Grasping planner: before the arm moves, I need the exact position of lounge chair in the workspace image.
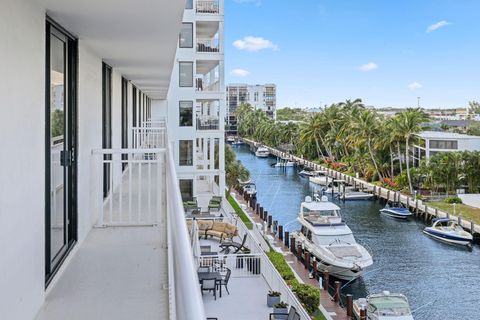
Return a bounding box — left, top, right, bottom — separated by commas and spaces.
219, 234, 249, 254
269, 306, 299, 320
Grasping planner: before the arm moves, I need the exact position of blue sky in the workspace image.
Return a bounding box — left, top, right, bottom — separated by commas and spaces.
225, 0, 480, 109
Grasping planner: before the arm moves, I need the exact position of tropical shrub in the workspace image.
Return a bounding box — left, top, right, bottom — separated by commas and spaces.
291, 282, 321, 314
444, 196, 463, 204
226, 192, 253, 229
266, 251, 295, 281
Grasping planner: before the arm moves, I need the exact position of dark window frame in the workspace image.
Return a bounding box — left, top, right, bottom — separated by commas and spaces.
179, 100, 193, 127
179, 61, 194, 87
179, 22, 194, 48
102, 62, 112, 198
121, 77, 128, 170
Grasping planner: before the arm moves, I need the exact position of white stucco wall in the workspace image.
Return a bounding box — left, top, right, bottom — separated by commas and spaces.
0, 1, 47, 319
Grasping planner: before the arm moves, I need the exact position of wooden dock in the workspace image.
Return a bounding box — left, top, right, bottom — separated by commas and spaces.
244, 139, 480, 237
232, 191, 350, 320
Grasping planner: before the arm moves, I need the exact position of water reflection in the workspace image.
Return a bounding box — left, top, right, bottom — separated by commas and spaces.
234, 144, 480, 320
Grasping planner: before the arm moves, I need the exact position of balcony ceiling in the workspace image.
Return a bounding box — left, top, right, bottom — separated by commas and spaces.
36, 0, 184, 99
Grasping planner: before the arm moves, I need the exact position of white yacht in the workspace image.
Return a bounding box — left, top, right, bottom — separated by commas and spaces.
255, 146, 270, 158
308, 170, 330, 185
273, 159, 295, 167
292, 195, 373, 280
243, 182, 257, 197
353, 291, 414, 320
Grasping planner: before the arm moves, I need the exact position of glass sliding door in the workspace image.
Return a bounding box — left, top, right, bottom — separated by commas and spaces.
102, 63, 112, 198
45, 19, 77, 284
121, 78, 128, 170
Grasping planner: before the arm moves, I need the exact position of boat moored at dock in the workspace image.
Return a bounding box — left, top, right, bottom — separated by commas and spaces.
380, 204, 413, 220
243, 181, 257, 197
336, 188, 374, 200
353, 291, 414, 320
308, 170, 330, 185
292, 195, 373, 280
255, 146, 270, 158
423, 218, 473, 247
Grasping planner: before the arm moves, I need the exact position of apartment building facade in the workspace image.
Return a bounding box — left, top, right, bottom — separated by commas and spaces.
0, 0, 224, 319
226, 83, 276, 134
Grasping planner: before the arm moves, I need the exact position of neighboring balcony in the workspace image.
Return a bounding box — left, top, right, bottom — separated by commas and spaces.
197, 115, 220, 130
197, 39, 219, 53
196, 0, 220, 14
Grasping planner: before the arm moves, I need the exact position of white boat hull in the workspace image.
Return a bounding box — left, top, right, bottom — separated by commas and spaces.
380, 208, 412, 219
339, 193, 374, 200
292, 232, 372, 281
309, 176, 329, 185
423, 228, 472, 246
274, 162, 295, 167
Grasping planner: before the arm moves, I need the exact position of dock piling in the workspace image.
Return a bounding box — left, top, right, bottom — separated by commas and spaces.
334, 281, 341, 303
346, 294, 353, 317
278, 225, 283, 241
284, 231, 289, 247
290, 237, 295, 254
323, 271, 329, 291
360, 307, 367, 320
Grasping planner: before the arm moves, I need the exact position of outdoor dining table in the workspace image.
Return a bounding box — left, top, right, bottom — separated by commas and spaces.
197, 271, 223, 297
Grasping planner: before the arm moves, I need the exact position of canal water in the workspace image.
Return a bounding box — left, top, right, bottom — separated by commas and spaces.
234, 144, 480, 320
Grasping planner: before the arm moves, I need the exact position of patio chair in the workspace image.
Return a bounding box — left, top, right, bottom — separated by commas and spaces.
219, 234, 249, 254
201, 278, 217, 300
218, 267, 231, 295
269, 306, 297, 320
208, 200, 221, 211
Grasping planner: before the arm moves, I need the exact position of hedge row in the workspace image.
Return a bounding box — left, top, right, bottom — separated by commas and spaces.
226, 192, 254, 229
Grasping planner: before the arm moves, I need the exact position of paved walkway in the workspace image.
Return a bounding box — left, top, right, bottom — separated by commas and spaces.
232, 192, 349, 320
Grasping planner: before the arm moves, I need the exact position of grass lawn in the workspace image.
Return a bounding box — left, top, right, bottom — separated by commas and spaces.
426, 201, 480, 225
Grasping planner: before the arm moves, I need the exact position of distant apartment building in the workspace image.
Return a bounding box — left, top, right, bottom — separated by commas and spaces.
411, 131, 480, 166
226, 83, 276, 134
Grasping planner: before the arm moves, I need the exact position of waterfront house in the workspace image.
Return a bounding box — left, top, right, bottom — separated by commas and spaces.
411, 131, 480, 166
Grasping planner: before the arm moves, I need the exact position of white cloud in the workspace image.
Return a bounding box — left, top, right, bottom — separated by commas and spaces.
233, 36, 278, 52
233, 0, 262, 6
358, 62, 378, 72
408, 82, 422, 90
426, 20, 451, 33
230, 69, 250, 77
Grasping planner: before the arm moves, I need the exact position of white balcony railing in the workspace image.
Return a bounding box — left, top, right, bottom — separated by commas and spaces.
197, 39, 219, 53
196, 0, 219, 14
166, 142, 206, 320
196, 115, 219, 130
92, 148, 166, 227
131, 126, 166, 149
196, 78, 220, 92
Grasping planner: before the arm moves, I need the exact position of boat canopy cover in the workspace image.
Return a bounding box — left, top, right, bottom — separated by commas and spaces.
302, 201, 340, 212
369, 295, 411, 313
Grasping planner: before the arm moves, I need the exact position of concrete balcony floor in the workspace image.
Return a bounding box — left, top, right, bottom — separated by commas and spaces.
36, 226, 168, 320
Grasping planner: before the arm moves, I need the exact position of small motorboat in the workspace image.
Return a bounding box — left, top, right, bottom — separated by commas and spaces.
226, 136, 235, 144
353, 291, 414, 320
273, 159, 295, 167
308, 170, 330, 185
423, 218, 473, 246
232, 139, 244, 146
299, 168, 316, 178
336, 189, 374, 200
243, 182, 257, 197
380, 204, 412, 220
255, 146, 270, 158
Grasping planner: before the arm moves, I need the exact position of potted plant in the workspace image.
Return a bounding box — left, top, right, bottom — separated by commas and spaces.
273, 301, 289, 319
267, 290, 281, 307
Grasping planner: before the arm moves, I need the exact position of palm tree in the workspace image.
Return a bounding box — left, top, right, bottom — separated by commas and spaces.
395, 108, 428, 194
226, 160, 250, 193
352, 109, 384, 181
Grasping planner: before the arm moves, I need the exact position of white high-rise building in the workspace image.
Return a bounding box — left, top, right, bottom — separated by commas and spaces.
226, 83, 276, 134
